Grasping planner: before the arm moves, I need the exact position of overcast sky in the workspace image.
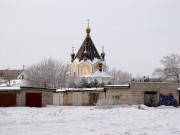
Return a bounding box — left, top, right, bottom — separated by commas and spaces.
0, 0, 180, 77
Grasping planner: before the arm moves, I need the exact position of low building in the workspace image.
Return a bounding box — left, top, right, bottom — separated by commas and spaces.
53, 83, 180, 107
104, 84, 131, 105
53, 85, 130, 106
55, 88, 105, 106
1, 82, 180, 107
0, 86, 55, 107
53, 90, 64, 106
130, 82, 180, 107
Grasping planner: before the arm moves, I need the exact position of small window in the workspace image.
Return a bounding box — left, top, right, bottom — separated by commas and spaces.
73, 67, 76, 77
83, 67, 88, 76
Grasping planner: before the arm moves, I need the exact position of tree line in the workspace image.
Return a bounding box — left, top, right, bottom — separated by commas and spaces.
1, 54, 180, 88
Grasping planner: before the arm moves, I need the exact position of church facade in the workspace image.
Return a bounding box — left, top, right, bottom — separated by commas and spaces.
70, 23, 105, 77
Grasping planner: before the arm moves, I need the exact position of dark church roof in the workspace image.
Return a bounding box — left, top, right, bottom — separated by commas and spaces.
74, 33, 101, 62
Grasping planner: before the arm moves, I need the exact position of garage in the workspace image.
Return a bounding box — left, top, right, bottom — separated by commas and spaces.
72, 92, 82, 106
89, 93, 99, 105
53, 92, 64, 105
26, 93, 42, 107
144, 92, 157, 107
0, 93, 17, 107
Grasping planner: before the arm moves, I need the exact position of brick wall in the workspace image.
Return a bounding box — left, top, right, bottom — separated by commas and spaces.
57, 83, 180, 106
42, 91, 53, 107
82, 92, 89, 105
17, 89, 53, 107
64, 92, 73, 105
130, 82, 180, 105
63, 91, 105, 106
105, 88, 131, 105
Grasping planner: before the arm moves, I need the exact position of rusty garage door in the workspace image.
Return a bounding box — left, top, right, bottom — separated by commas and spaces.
0, 93, 16, 107
26, 93, 42, 107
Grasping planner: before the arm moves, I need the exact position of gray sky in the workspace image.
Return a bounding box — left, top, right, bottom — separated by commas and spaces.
0, 0, 180, 77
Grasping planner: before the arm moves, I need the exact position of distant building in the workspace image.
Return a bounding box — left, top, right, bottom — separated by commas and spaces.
0, 69, 24, 80
53, 82, 180, 107
0, 86, 55, 107
0, 66, 27, 87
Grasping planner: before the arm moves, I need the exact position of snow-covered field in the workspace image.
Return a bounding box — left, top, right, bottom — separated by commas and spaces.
0, 105, 180, 135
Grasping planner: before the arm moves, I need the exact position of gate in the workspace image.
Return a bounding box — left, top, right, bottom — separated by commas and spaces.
89, 93, 99, 105
26, 93, 42, 107
144, 92, 157, 107
53, 93, 63, 105
72, 92, 82, 106
0, 93, 16, 107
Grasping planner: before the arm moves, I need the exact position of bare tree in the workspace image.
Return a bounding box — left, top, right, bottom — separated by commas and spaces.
4, 69, 14, 86
109, 68, 132, 84
26, 58, 70, 88
153, 54, 180, 83
0, 77, 2, 84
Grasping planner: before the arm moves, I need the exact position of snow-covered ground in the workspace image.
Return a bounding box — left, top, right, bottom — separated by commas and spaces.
0, 105, 180, 135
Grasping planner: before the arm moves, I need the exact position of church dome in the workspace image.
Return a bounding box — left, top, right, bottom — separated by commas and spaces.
86, 26, 91, 34
86, 20, 91, 35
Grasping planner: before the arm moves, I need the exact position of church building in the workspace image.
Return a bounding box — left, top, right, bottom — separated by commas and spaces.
70, 22, 106, 77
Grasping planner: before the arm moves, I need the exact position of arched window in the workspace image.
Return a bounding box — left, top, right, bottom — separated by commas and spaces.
83, 67, 88, 76
73, 67, 76, 77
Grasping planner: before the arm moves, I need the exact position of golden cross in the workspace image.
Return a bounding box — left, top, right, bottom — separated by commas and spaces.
87, 19, 90, 27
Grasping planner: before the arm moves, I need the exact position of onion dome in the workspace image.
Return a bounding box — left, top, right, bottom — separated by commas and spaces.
98, 59, 103, 72
86, 19, 91, 36
101, 46, 105, 61
71, 46, 75, 62
74, 21, 100, 62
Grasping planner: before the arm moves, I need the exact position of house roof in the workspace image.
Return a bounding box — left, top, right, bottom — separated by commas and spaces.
0, 70, 23, 79
74, 29, 101, 62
